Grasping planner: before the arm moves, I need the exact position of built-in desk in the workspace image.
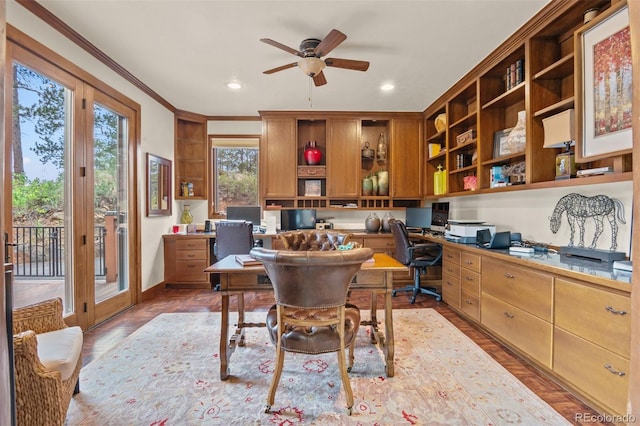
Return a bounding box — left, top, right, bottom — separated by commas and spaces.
411, 233, 632, 419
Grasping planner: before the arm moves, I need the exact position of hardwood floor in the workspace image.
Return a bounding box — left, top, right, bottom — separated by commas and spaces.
81, 287, 610, 425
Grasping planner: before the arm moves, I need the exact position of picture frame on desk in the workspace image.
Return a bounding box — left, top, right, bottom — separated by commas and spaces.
492, 128, 513, 159
575, 2, 632, 162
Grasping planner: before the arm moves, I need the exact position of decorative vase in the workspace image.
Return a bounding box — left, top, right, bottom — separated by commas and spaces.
377, 170, 389, 196
434, 113, 447, 133
370, 174, 378, 195
434, 165, 446, 195
181, 204, 193, 225
504, 111, 526, 155
303, 141, 322, 165
381, 212, 395, 232
361, 141, 375, 159
376, 132, 387, 161
362, 177, 373, 196
365, 213, 381, 233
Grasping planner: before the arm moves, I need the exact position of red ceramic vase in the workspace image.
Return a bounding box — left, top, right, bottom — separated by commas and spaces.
304, 141, 322, 165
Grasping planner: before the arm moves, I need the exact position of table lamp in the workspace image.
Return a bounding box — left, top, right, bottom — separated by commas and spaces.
542, 109, 576, 180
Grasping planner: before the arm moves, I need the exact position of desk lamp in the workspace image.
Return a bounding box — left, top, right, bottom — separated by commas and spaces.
542, 109, 576, 180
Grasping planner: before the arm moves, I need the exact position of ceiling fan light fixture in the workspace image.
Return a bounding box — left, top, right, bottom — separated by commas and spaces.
298, 57, 325, 77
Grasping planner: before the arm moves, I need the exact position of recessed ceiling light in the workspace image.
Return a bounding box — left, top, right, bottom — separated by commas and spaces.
226, 82, 242, 90
380, 83, 395, 91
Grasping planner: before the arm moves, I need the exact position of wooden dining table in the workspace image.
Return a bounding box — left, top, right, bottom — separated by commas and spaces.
204, 252, 408, 380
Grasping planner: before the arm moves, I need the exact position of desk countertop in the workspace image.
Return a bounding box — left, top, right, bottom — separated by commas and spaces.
411, 233, 632, 290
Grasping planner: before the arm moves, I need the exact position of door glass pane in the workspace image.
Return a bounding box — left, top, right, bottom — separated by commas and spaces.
94, 103, 128, 303
10, 63, 74, 313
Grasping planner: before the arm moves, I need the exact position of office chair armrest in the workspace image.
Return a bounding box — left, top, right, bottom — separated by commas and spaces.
408, 244, 442, 261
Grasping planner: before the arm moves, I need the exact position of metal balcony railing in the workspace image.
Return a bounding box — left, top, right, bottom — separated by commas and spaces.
11, 226, 107, 277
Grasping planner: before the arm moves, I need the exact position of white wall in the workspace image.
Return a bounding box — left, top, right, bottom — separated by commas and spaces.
7, 1, 175, 291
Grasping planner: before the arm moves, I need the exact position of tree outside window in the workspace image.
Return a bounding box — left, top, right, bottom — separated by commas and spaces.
212, 139, 259, 214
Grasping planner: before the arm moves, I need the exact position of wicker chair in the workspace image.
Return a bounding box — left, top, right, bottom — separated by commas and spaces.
13, 298, 83, 426
251, 235, 373, 415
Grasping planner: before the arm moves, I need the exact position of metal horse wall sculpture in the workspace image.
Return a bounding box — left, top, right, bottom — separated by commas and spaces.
549, 193, 626, 250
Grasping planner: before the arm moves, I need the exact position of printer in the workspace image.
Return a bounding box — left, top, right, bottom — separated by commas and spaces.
445, 222, 495, 244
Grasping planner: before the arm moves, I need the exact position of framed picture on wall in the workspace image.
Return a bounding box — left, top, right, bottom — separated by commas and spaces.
575, 2, 632, 162
304, 180, 322, 197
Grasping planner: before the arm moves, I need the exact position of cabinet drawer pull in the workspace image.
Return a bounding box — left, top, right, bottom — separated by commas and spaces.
605, 306, 627, 315
504, 273, 515, 279
307, 169, 317, 175
446, 281, 453, 286
446, 268, 454, 273
465, 276, 474, 281
604, 364, 626, 376
503, 312, 514, 319
465, 300, 474, 305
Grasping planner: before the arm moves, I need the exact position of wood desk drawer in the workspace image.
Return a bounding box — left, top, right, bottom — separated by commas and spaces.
554, 327, 629, 416
482, 258, 553, 321
364, 237, 395, 251
175, 239, 207, 251
555, 278, 631, 359
443, 247, 460, 265
442, 273, 460, 308
460, 252, 481, 273
297, 165, 326, 177
460, 289, 479, 321
175, 259, 209, 282
460, 269, 480, 296
442, 261, 460, 278
175, 249, 207, 261
481, 293, 552, 367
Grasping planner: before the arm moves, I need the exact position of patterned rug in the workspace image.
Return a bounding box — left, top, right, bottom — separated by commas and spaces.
66, 309, 570, 425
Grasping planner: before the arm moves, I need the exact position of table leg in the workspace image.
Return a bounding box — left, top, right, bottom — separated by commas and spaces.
369, 292, 378, 344
237, 292, 246, 347
220, 293, 230, 380
383, 271, 395, 377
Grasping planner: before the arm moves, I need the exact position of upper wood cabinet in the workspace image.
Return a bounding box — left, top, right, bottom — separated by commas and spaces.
260, 117, 296, 200
391, 117, 423, 198
423, 0, 631, 198
259, 111, 422, 211
327, 118, 360, 198
175, 111, 207, 200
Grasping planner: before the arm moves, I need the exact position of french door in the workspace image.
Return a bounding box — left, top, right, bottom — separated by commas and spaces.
5, 42, 138, 329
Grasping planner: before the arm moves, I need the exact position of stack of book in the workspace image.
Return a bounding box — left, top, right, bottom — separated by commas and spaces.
235, 254, 261, 266
576, 166, 613, 177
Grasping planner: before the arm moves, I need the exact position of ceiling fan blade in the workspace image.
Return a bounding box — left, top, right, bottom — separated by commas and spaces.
314, 29, 347, 57
325, 58, 370, 72
313, 71, 327, 87
260, 38, 302, 57
263, 62, 298, 74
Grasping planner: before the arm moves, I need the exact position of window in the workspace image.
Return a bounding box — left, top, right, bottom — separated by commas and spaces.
211, 137, 259, 215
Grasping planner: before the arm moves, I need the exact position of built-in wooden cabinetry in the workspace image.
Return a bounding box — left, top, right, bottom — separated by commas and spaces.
259, 111, 423, 211
424, 0, 631, 197
163, 235, 212, 288
175, 111, 208, 200
428, 237, 632, 418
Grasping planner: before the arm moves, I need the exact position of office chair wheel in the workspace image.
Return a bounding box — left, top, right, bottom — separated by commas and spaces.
392, 290, 398, 297
435, 295, 442, 302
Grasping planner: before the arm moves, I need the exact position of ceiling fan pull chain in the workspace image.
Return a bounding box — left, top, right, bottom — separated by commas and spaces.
308, 77, 313, 108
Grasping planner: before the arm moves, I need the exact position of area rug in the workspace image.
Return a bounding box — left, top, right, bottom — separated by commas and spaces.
66, 309, 570, 425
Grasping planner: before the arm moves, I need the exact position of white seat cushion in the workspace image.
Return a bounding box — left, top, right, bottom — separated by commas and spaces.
36, 326, 83, 381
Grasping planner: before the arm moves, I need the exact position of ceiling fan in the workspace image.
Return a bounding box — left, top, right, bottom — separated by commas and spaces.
261, 29, 370, 87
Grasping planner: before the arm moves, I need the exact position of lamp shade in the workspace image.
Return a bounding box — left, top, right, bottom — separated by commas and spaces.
298, 57, 325, 77
542, 109, 575, 148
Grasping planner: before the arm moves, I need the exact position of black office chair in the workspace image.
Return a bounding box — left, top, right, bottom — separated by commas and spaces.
213, 220, 255, 260
389, 219, 442, 303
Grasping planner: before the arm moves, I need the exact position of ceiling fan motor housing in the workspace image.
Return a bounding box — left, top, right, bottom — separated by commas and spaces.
300, 38, 321, 57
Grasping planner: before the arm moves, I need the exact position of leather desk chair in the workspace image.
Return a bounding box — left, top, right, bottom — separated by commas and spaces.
389, 219, 442, 303
250, 232, 373, 415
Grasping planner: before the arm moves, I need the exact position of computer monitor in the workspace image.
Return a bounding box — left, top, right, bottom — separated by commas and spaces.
405, 207, 432, 231
430, 202, 450, 233
226, 206, 261, 226
280, 209, 317, 231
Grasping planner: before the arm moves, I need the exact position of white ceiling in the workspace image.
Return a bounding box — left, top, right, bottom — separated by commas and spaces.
35, 0, 550, 117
